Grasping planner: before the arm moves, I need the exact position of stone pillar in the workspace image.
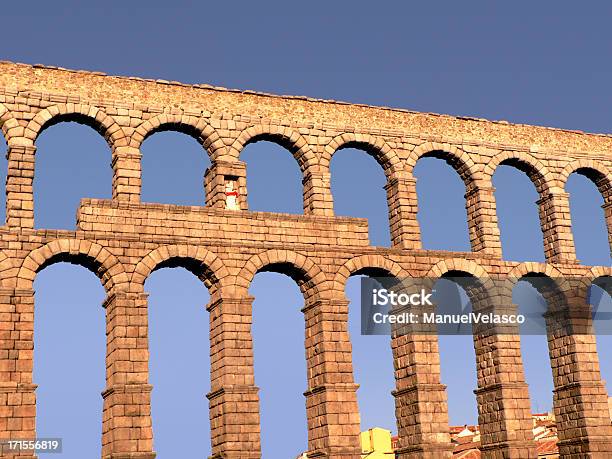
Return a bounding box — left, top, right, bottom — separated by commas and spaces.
112, 146, 142, 203
6, 145, 35, 229
207, 295, 260, 459
0, 288, 37, 459
545, 286, 612, 458
465, 185, 503, 257
204, 161, 248, 210
602, 201, 612, 255
391, 303, 454, 459
537, 192, 577, 263
302, 298, 361, 459
471, 289, 537, 458
384, 176, 421, 250
102, 292, 154, 459
303, 168, 334, 217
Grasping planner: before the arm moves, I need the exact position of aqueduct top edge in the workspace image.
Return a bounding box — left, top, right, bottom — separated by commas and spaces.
1, 60, 612, 157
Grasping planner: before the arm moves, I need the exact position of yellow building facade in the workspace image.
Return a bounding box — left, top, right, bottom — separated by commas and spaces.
360, 428, 395, 458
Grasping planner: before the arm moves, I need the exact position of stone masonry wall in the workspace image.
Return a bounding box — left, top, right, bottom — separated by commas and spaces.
0, 61, 610, 459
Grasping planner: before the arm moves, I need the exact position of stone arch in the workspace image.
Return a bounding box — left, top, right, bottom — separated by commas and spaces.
589, 265, 612, 281
425, 258, 490, 278
332, 254, 406, 293
507, 262, 570, 313
131, 245, 229, 294
131, 113, 223, 159
589, 267, 612, 317
484, 150, 555, 194
407, 142, 480, 187
230, 124, 317, 173
560, 159, 612, 199
22, 104, 127, 149
507, 261, 563, 280
236, 249, 327, 300
322, 133, 401, 178
425, 259, 499, 310
0, 103, 20, 146
16, 239, 129, 293
588, 266, 612, 301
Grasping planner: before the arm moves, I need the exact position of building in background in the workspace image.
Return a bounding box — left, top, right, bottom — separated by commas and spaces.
360, 427, 395, 458
300, 397, 612, 458
360, 410, 566, 459
448, 413, 559, 458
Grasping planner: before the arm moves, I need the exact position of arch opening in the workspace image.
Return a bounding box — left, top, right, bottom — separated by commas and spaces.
345, 269, 396, 434
513, 276, 555, 415
495, 158, 548, 193
493, 164, 545, 261
414, 150, 475, 186
145, 264, 212, 458
569, 166, 610, 188
331, 148, 391, 247
566, 171, 611, 265
34, 262, 106, 458
151, 256, 219, 287
435, 273, 479, 427
18, 241, 126, 294
250, 270, 308, 458
141, 122, 211, 151
258, 261, 313, 288
141, 131, 211, 206
240, 140, 303, 214
414, 157, 471, 251
330, 141, 396, 178
590, 276, 612, 404
238, 133, 310, 172
35, 112, 116, 148
34, 122, 111, 229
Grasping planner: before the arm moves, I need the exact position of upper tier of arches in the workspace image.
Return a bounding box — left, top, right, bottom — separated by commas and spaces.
0, 102, 610, 265
0, 103, 609, 193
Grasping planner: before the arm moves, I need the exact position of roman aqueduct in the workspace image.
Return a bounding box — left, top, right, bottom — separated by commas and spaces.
0, 61, 611, 458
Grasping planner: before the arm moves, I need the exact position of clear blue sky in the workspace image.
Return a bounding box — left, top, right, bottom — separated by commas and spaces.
1, 2, 611, 458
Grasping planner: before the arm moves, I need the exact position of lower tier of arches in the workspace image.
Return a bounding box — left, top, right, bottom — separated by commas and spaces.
0, 231, 610, 459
